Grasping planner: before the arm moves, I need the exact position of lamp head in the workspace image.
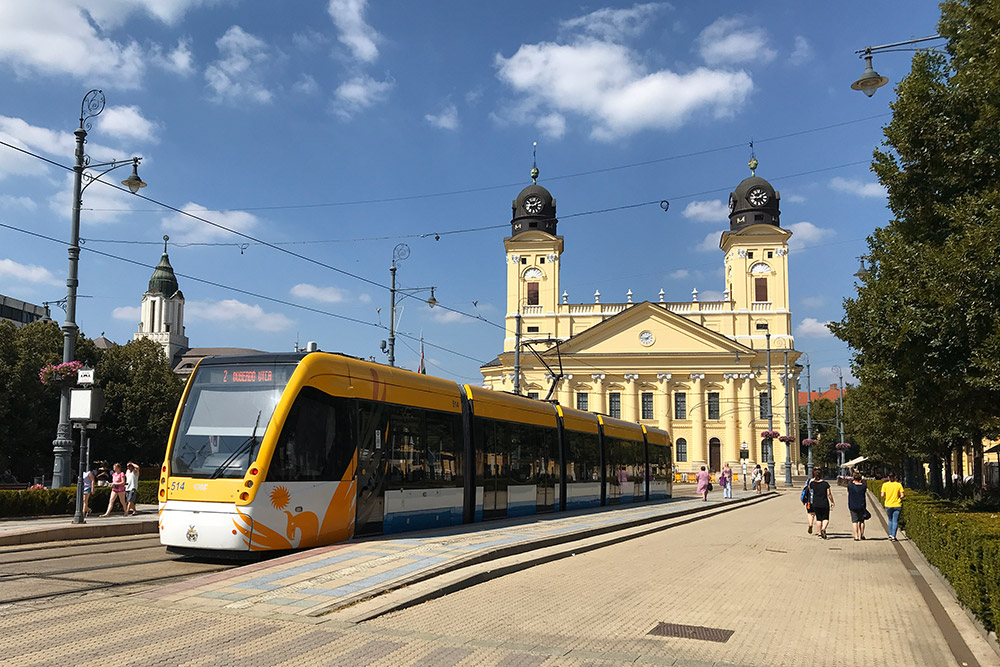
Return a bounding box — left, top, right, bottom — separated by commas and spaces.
851, 51, 889, 97
121, 158, 147, 194
853, 257, 870, 280
426, 287, 437, 308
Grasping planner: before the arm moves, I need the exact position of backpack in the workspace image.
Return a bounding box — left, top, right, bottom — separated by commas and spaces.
800, 483, 811, 504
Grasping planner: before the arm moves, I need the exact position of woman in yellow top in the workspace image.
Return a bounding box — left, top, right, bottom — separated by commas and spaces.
881, 472, 905, 541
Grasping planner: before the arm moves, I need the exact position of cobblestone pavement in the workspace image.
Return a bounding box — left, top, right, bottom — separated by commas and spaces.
0, 486, 995, 666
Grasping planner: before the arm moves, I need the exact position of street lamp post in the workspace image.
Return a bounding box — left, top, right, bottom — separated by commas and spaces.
51, 90, 146, 488
782, 349, 793, 487
804, 354, 814, 479
385, 243, 436, 368
832, 365, 846, 476
756, 321, 775, 489
851, 35, 944, 97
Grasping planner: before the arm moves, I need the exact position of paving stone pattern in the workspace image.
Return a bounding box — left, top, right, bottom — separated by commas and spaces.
0, 487, 986, 666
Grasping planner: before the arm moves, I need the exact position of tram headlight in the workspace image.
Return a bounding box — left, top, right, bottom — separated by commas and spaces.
244, 480, 253, 488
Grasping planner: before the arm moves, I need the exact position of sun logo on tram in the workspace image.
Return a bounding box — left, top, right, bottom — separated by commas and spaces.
269, 485, 291, 510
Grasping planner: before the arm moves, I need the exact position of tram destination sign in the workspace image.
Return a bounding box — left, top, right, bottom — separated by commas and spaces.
201, 364, 294, 386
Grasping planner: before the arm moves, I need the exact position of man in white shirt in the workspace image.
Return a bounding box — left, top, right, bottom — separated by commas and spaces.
125, 462, 139, 515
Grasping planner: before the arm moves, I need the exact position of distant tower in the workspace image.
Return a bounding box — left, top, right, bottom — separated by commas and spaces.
134, 235, 188, 365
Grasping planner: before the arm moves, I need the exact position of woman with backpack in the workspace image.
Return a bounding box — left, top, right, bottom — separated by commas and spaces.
802, 477, 817, 534
807, 467, 835, 539
847, 470, 869, 541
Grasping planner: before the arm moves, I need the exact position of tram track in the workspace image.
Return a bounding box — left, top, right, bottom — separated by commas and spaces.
0, 567, 232, 605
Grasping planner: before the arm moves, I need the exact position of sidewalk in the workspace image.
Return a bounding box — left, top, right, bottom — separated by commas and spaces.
0, 503, 159, 546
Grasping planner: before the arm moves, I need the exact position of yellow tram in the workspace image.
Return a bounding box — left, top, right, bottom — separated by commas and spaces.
158, 352, 671, 553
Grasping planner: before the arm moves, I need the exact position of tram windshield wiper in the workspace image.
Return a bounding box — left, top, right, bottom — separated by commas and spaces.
209, 410, 262, 479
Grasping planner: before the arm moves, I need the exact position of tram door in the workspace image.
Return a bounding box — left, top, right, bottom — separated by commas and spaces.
355, 400, 388, 536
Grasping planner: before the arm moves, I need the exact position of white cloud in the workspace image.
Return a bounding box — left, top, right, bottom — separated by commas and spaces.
293, 74, 319, 96
290, 283, 349, 303
328, 0, 381, 63
559, 3, 666, 42
0, 194, 36, 210
696, 17, 776, 66
797, 317, 834, 338
695, 230, 723, 252
205, 26, 273, 104
786, 221, 835, 251
789, 36, 812, 66
495, 40, 753, 141
431, 309, 476, 325
536, 113, 567, 139
669, 269, 689, 280
800, 295, 824, 308
682, 199, 728, 223
49, 172, 135, 224
425, 104, 459, 130
332, 75, 394, 119
830, 176, 887, 199
698, 289, 725, 301
152, 38, 194, 75
96, 106, 158, 143
186, 299, 293, 332
783, 193, 807, 204
112, 305, 140, 321
293, 29, 328, 53
0, 258, 61, 285
160, 203, 261, 242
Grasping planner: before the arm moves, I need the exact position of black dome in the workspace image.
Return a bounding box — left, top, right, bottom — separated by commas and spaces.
148, 252, 180, 296
729, 175, 780, 231
511, 183, 557, 237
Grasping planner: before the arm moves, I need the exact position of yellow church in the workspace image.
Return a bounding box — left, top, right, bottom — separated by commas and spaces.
481, 160, 802, 481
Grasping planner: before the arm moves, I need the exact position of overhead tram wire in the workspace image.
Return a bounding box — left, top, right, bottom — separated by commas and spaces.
0, 221, 490, 368
74, 111, 891, 216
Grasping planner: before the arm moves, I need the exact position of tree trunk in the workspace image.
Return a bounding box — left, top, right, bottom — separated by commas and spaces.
928, 454, 943, 495
972, 429, 984, 495
944, 450, 954, 498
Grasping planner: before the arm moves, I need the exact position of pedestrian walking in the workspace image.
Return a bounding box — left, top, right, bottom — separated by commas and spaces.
881, 472, 905, 541
847, 470, 870, 541
81, 468, 96, 517
101, 463, 127, 516
762, 466, 772, 491
721, 463, 734, 499
696, 466, 711, 501
802, 477, 817, 534
125, 462, 139, 515
752, 464, 762, 494
808, 468, 834, 539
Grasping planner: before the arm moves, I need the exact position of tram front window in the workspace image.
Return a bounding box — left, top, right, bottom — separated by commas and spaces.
169, 362, 294, 478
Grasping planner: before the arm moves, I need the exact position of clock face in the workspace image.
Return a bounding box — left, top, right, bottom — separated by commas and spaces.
728, 194, 736, 213
639, 330, 654, 346
524, 195, 544, 215
747, 187, 769, 207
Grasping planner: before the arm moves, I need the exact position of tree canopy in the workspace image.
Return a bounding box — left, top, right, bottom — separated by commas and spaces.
830, 0, 1000, 485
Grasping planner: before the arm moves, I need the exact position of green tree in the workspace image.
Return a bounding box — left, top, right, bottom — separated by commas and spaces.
94, 338, 184, 467
831, 0, 1000, 488
0, 320, 99, 483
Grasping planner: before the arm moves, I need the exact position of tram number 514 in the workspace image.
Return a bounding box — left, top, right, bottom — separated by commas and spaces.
169, 481, 185, 491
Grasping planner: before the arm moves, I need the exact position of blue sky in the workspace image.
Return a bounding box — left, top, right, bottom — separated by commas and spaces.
0, 1, 942, 388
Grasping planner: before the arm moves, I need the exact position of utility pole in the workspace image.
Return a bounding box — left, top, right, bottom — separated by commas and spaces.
783, 349, 792, 487
513, 312, 522, 395
805, 356, 814, 479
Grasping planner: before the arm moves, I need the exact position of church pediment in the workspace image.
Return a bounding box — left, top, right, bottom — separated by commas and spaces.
548, 301, 752, 358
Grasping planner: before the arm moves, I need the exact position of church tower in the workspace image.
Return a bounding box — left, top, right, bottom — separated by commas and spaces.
134, 235, 188, 366
720, 158, 793, 341
504, 164, 563, 352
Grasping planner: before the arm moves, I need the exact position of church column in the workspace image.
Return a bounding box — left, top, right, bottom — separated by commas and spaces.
558, 374, 573, 409
657, 374, 672, 434
623, 374, 639, 421
690, 373, 707, 469
590, 374, 605, 414
724, 374, 740, 465
740, 373, 757, 465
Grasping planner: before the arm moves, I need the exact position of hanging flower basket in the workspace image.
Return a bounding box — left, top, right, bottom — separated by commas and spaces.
835, 442, 851, 451
760, 430, 780, 439
778, 435, 796, 443
38, 361, 83, 387
802, 438, 819, 447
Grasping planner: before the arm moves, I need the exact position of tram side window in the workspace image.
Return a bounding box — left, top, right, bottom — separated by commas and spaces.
384, 405, 463, 489
267, 388, 354, 482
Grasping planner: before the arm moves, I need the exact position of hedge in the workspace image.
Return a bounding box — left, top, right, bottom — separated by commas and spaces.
868, 480, 1000, 632
0, 480, 159, 518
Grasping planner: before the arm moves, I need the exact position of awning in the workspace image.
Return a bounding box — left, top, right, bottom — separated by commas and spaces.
985, 443, 1000, 454
843, 456, 868, 468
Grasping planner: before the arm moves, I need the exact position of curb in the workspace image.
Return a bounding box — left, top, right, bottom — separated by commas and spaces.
0, 517, 158, 546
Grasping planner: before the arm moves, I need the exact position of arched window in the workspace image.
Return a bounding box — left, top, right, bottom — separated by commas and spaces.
676, 438, 687, 462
